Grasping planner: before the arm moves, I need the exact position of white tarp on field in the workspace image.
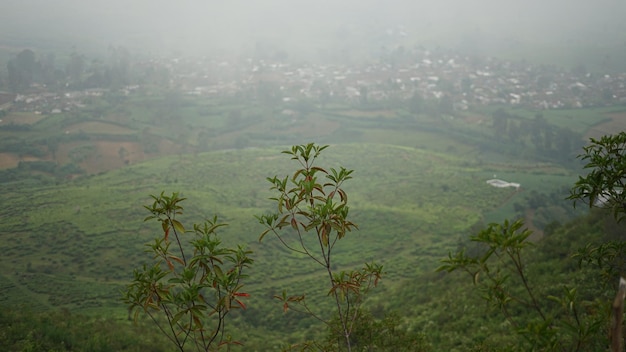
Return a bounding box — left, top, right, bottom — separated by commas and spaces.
486, 179, 521, 189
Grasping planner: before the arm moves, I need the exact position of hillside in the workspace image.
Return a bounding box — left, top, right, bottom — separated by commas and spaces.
1, 55, 625, 349
0, 139, 585, 347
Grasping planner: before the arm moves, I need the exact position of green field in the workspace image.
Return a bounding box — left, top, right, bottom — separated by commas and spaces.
1, 88, 623, 349
0, 144, 578, 348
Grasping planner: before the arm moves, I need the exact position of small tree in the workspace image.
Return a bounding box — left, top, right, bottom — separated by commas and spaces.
568, 132, 626, 282
123, 192, 253, 351
568, 132, 626, 351
440, 133, 626, 350
256, 143, 383, 351
438, 219, 605, 351
569, 132, 626, 221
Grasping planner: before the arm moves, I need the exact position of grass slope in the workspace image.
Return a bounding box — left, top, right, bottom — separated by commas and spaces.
0, 142, 576, 346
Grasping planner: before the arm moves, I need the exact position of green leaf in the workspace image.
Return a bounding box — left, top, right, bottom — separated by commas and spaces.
171, 219, 185, 234
214, 266, 225, 281
171, 311, 186, 327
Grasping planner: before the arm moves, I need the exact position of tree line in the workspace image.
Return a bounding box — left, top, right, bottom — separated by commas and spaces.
2, 47, 169, 93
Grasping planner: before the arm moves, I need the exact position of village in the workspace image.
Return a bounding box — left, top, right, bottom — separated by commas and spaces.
2, 46, 626, 118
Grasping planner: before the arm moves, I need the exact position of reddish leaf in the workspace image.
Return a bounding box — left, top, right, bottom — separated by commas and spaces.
338, 189, 347, 202
290, 217, 298, 230
311, 166, 328, 174
235, 299, 247, 309
259, 229, 271, 242
169, 255, 184, 265
193, 315, 202, 328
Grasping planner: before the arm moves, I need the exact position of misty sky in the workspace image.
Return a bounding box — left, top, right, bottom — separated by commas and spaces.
2, 0, 625, 61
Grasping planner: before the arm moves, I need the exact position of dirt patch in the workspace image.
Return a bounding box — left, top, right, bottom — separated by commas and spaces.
0, 112, 47, 125
79, 139, 180, 174
64, 121, 135, 135
0, 153, 48, 169
0, 129, 183, 174
52, 138, 181, 174
0, 153, 21, 169
584, 112, 626, 140
79, 141, 144, 174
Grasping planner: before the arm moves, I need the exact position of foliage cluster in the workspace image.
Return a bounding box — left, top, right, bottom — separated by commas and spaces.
439, 219, 607, 351
256, 143, 384, 351
123, 192, 253, 351
434, 131, 626, 351
121, 145, 432, 351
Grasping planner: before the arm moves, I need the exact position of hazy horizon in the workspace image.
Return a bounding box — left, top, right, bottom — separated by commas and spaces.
2, 0, 626, 66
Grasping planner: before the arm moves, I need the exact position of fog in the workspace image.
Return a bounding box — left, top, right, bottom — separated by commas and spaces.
2, 3, 626, 349
3, 0, 626, 63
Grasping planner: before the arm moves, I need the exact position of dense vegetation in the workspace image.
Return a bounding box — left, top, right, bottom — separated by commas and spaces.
2, 44, 626, 350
